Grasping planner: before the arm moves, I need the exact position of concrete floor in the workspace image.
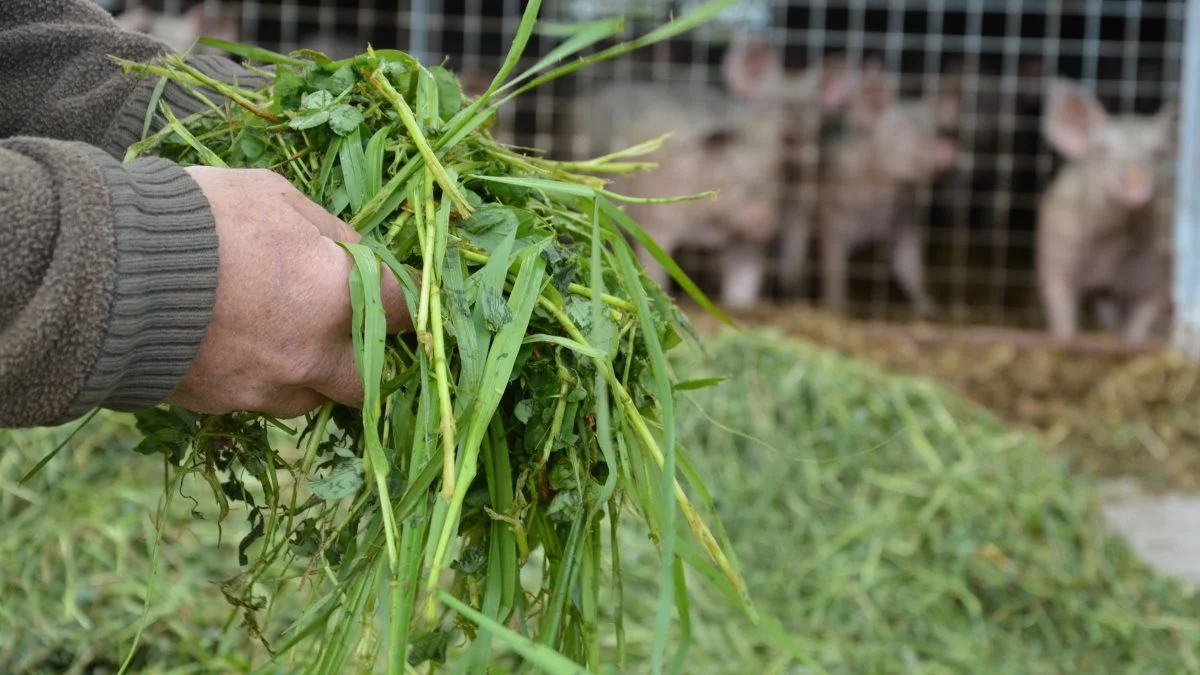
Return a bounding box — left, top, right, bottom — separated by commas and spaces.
1100, 478, 1200, 585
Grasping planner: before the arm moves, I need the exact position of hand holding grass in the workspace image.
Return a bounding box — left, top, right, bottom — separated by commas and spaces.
164, 166, 411, 418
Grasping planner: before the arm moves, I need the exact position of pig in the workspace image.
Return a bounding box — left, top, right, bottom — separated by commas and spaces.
717, 42, 858, 296
566, 36, 786, 308
813, 60, 960, 315
1036, 78, 1177, 344
114, 3, 240, 56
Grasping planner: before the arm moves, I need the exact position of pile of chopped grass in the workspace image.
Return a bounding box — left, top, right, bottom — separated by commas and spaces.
80, 1, 769, 671
687, 303, 1200, 491
0, 416, 297, 673
8, 329, 1200, 673
607, 328, 1200, 673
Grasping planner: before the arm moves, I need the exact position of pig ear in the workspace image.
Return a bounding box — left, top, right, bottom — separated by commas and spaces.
1156, 99, 1180, 128
115, 6, 152, 32
722, 35, 781, 98
208, 10, 240, 42
1042, 79, 1106, 160
816, 54, 856, 111
934, 89, 960, 128
851, 59, 893, 125
1156, 99, 1180, 146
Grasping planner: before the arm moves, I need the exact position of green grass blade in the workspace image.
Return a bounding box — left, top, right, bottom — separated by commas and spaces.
439, 592, 588, 675
598, 197, 732, 326
521, 334, 606, 359
160, 102, 227, 167
141, 75, 169, 141
338, 127, 369, 214
424, 242, 549, 615
314, 135, 344, 206
503, 0, 745, 101
341, 242, 400, 573
369, 70, 471, 215
504, 18, 625, 93
469, 174, 595, 198
18, 409, 100, 485
612, 237, 679, 675
365, 127, 389, 198
197, 36, 309, 67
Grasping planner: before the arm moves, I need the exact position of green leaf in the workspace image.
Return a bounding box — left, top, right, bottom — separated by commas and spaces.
674, 375, 730, 391
514, 400, 534, 424
289, 109, 331, 130
338, 127, 369, 214
407, 630, 450, 667
309, 459, 364, 502
438, 591, 589, 675
327, 104, 364, 136
300, 89, 334, 111
599, 197, 733, 327
431, 66, 463, 121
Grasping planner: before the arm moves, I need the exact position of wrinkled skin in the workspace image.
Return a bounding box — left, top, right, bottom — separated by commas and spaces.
1037, 78, 1177, 344
168, 168, 411, 418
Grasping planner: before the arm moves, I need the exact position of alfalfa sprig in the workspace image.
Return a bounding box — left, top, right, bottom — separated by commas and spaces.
103, 0, 759, 672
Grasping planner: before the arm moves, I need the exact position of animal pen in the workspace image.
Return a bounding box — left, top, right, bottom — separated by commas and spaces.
104, 0, 1197, 349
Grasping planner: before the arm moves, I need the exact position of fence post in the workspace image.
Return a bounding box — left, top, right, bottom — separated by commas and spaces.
408, 0, 430, 66
1175, 0, 1200, 355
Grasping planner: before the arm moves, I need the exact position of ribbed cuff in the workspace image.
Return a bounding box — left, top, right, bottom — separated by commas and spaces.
108, 55, 271, 153
66, 148, 219, 415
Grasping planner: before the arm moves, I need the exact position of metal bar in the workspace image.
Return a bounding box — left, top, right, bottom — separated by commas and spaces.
1173, 0, 1200, 355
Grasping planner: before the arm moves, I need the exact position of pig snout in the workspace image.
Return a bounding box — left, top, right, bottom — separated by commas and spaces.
737, 200, 779, 243
933, 138, 958, 172
1111, 166, 1155, 208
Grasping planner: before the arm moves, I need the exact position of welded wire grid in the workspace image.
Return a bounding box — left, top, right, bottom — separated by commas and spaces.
104, 1, 1186, 330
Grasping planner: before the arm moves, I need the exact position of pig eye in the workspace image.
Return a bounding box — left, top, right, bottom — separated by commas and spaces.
702, 128, 738, 150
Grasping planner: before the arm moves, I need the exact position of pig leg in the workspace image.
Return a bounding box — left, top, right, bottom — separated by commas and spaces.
820, 231, 850, 311
891, 224, 936, 317
720, 241, 766, 308
1124, 295, 1170, 345
1093, 296, 1123, 333
1040, 269, 1079, 340
777, 216, 813, 296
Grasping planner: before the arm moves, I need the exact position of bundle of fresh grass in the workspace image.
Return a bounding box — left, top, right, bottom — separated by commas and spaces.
92, 1, 765, 672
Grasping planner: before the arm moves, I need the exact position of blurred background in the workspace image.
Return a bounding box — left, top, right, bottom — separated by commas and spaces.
5, 2, 1200, 673
95, 0, 1184, 328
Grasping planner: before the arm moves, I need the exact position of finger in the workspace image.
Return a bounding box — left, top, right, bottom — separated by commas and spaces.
283, 188, 361, 243
309, 345, 366, 409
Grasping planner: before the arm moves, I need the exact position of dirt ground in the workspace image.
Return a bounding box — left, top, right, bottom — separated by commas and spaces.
682, 301, 1200, 492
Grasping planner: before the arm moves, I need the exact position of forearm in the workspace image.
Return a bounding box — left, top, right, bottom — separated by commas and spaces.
0, 139, 218, 428
0, 0, 266, 158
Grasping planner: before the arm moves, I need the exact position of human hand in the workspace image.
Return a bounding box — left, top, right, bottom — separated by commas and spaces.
165, 167, 412, 418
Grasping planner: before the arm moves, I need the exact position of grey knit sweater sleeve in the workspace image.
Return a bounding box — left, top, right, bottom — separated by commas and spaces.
0, 0, 267, 428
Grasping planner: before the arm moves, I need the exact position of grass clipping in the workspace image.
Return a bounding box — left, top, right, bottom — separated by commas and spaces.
108, 3, 753, 672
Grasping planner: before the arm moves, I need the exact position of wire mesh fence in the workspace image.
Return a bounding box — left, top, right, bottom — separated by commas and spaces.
102, 0, 1187, 333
